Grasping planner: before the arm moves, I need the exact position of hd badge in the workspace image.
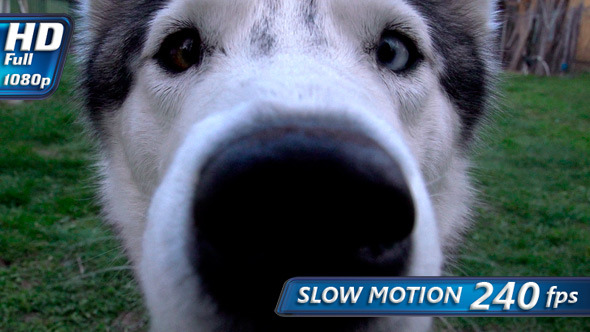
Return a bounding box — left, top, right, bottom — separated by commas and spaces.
0, 15, 72, 99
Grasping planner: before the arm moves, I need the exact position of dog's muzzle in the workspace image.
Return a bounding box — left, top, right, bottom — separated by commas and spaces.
191, 117, 416, 318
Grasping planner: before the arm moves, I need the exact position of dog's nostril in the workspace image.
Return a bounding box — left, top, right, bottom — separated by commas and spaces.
191, 122, 415, 316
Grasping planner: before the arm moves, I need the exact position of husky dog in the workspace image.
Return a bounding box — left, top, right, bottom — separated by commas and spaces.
76, 0, 498, 331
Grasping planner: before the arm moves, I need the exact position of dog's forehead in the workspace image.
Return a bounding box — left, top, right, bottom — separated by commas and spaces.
141, 0, 433, 60
78, 0, 497, 142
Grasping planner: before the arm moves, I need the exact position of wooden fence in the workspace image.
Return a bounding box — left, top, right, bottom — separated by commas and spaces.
501, 0, 588, 75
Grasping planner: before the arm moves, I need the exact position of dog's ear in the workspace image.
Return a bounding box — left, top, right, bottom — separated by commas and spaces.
75, 0, 168, 132
77, 0, 116, 27
78, 0, 125, 16
411, 0, 499, 35
458, 0, 499, 32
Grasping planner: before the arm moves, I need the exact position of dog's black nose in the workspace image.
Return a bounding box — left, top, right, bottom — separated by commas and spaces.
191, 119, 415, 320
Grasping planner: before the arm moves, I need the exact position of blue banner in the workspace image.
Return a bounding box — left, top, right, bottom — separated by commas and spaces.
0, 15, 72, 99
276, 277, 590, 316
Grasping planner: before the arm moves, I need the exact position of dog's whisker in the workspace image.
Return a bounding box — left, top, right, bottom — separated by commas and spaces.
76, 266, 133, 279
459, 254, 500, 268
436, 317, 459, 332
68, 235, 119, 249
81, 247, 125, 262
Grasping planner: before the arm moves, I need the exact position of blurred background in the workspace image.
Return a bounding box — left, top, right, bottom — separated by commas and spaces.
8, 0, 590, 75
500, 0, 590, 75
0, 1, 588, 331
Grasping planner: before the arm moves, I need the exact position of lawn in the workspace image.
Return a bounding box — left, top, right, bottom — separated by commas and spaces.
0, 62, 147, 330
0, 62, 589, 331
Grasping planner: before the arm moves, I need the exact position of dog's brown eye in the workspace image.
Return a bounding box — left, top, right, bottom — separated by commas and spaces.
156, 29, 202, 73
376, 31, 421, 72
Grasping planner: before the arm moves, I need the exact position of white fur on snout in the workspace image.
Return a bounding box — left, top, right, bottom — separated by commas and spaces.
142, 104, 442, 331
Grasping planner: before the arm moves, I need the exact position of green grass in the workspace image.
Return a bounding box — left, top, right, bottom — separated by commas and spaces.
0, 62, 147, 331
0, 64, 589, 331
439, 73, 590, 331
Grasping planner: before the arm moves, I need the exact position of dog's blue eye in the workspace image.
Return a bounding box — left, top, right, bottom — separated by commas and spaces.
156, 29, 202, 73
376, 32, 421, 72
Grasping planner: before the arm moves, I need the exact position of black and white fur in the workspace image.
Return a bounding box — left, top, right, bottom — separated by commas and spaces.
76, 1, 499, 331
